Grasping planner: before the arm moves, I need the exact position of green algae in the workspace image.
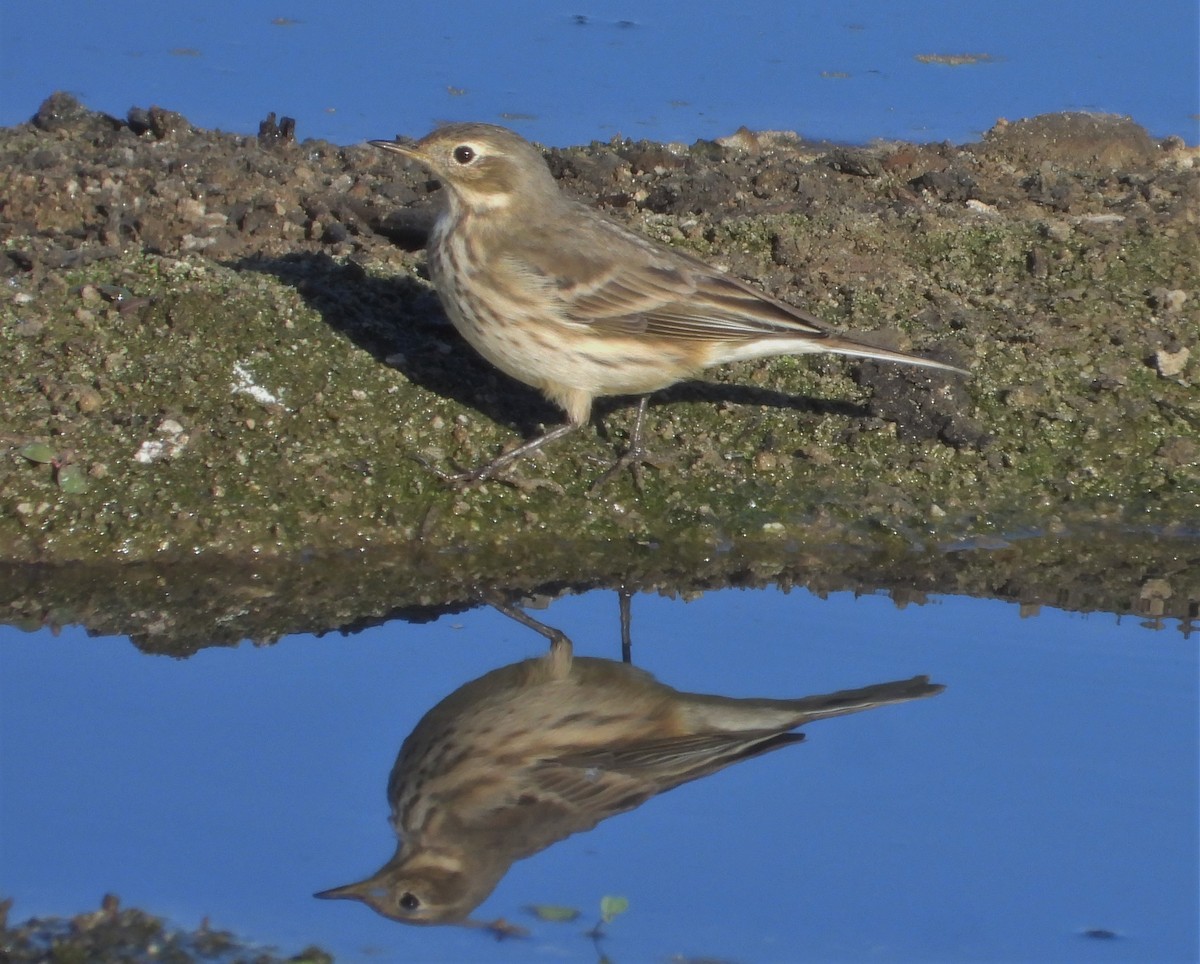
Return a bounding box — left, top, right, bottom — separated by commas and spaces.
1, 112, 1197, 641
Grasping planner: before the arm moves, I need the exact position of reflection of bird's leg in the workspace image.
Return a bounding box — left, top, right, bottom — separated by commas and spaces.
484, 588, 638, 665
480, 590, 574, 674
618, 588, 634, 664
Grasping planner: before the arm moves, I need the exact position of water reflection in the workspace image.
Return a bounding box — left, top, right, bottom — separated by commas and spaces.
316, 598, 943, 927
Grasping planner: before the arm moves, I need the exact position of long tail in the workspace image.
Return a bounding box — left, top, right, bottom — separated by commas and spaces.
591, 675, 943, 790
816, 335, 969, 376
685, 675, 944, 732
774, 674, 945, 723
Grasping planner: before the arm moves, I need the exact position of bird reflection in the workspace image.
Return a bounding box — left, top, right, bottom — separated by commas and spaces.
316, 596, 943, 926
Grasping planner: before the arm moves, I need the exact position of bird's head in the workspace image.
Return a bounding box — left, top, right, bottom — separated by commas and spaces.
315, 841, 506, 926
371, 123, 560, 214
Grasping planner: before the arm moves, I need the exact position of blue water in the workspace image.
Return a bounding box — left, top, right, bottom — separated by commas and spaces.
1, 1, 1196, 147
2, 3, 1198, 961
2, 589, 1196, 962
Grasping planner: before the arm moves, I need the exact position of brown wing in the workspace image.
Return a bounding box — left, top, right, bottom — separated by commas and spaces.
499, 200, 966, 372
550, 730, 805, 789
436, 730, 801, 862
440, 761, 659, 863
503, 203, 834, 343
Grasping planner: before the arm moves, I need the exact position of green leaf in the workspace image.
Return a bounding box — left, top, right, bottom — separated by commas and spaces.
525, 904, 581, 923
19, 442, 56, 464
55, 463, 90, 493
599, 895, 629, 924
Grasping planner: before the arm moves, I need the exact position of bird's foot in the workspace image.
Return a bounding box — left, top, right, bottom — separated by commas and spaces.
408, 452, 495, 488
410, 449, 558, 491
587, 442, 672, 493
414, 423, 581, 489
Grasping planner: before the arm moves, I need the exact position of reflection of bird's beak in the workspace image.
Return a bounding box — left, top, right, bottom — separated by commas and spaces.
369, 139, 427, 164
313, 878, 375, 903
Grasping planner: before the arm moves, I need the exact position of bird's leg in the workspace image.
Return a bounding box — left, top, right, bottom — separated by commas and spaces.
425, 396, 667, 490
480, 589, 574, 675
426, 421, 580, 486
589, 395, 668, 492
618, 588, 633, 664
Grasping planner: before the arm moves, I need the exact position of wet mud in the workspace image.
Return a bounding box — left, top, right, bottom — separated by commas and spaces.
0, 94, 1196, 641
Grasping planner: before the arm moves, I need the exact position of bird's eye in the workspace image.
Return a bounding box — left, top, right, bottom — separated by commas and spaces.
399, 892, 421, 911
452, 145, 476, 165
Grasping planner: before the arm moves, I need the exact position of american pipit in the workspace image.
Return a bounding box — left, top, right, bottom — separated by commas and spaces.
371, 123, 966, 485
315, 626, 942, 925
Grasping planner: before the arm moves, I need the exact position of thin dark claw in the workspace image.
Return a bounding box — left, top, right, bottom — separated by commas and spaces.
407, 452, 477, 486
413, 401, 670, 492
588, 396, 665, 492
589, 447, 658, 492
412, 422, 580, 488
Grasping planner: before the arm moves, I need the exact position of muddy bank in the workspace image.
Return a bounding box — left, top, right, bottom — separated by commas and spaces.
0, 893, 331, 964
1, 522, 1194, 655
1, 94, 1197, 638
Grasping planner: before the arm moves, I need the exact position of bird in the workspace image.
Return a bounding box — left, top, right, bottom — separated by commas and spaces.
370, 123, 967, 485
315, 630, 943, 926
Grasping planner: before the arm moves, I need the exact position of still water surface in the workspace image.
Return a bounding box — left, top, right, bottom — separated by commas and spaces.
2, 587, 1195, 962
1, 2, 1197, 961
2, 1, 1196, 146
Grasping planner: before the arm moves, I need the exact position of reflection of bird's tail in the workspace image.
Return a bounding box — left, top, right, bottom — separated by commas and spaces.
594, 676, 942, 791
683, 675, 944, 733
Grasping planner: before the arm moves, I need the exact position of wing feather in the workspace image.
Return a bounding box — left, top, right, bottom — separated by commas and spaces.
496, 200, 965, 373
502, 205, 833, 344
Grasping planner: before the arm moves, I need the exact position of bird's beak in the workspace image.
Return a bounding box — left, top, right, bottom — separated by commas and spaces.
369, 139, 428, 163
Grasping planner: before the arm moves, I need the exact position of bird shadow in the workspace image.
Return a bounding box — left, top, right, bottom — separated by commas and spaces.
232, 251, 562, 436
232, 250, 867, 441
630, 379, 863, 424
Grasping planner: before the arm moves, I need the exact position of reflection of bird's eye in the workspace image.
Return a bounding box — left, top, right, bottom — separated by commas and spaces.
453, 146, 475, 165
399, 892, 421, 911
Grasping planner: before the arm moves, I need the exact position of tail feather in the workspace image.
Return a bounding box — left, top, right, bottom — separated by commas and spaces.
726, 332, 969, 375
818, 337, 969, 376
685, 675, 944, 732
